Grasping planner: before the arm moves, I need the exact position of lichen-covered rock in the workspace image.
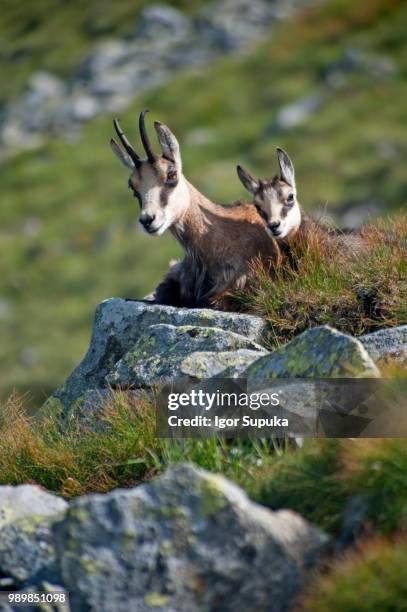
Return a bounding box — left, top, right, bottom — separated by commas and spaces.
359, 325, 407, 363
239, 326, 380, 384
0, 486, 67, 529
53, 464, 329, 612
107, 324, 265, 387
0, 486, 67, 586
181, 349, 266, 379
48, 299, 268, 417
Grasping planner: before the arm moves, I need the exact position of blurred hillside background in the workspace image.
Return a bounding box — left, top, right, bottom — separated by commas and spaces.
0, 0, 406, 405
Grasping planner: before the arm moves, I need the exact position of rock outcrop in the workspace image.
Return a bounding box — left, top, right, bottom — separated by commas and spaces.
51, 464, 329, 612
46, 298, 268, 420
43, 299, 401, 426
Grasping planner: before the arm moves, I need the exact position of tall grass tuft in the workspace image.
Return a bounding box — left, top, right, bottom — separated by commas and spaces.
236, 213, 407, 345
301, 537, 407, 612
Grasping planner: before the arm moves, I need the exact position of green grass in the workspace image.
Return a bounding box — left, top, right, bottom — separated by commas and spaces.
251, 438, 407, 535
0, 0, 407, 402
0, 391, 283, 498
1, 393, 406, 539
235, 213, 407, 344
301, 538, 407, 611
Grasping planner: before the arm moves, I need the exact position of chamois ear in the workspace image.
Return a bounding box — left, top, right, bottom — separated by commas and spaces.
110, 138, 136, 170
236, 165, 259, 195
276, 148, 295, 188
154, 121, 182, 170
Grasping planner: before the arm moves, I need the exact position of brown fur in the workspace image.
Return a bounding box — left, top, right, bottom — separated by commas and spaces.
112, 113, 280, 310
155, 180, 280, 309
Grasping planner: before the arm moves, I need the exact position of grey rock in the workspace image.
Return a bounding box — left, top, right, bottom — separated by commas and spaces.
0, 485, 67, 529
47, 298, 268, 417
69, 95, 101, 121
0, 486, 67, 585
325, 47, 398, 89
181, 348, 266, 378
239, 326, 380, 384
267, 92, 323, 133
26, 72, 66, 102
359, 325, 407, 363
107, 323, 265, 387
79, 40, 133, 81
336, 495, 369, 551
135, 4, 191, 45
53, 463, 329, 612
197, 0, 276, 51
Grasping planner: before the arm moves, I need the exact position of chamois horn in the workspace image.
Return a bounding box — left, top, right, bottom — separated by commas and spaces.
113, 118, 141, 165
139, 109, 158, 163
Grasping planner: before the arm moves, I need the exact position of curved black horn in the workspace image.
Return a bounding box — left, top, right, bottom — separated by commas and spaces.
113, 118, 141, 165
139, 109, 158, 163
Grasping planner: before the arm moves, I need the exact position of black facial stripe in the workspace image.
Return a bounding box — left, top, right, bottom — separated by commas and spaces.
255, 204, 268, 222
281, 206, 290, 219
160, 186, 170, 208
134, 191, 142, 207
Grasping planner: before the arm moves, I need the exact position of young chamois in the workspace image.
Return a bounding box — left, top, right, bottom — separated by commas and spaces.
237, 148, 366, 257
110, 110, 280, 309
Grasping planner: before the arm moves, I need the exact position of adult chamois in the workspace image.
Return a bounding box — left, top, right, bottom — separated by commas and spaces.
237, 148, 366, 256
110, 110, 280, 309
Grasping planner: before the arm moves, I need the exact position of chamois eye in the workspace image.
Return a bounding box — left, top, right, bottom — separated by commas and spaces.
166, 170, 177, 184
287, 193, 295, 204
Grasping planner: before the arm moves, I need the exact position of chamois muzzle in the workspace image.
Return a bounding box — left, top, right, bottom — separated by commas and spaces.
268, 221, 281, 236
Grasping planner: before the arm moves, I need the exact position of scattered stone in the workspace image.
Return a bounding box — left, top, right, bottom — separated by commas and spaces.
359, 325, 407, 363
266, 92, 323, 133
324, 47, 398, 89
0, 1, 321, 154
134, 4, 191, 45
107, 323, 265, 387
196, 0, 276, 51
53, 464, 329, 612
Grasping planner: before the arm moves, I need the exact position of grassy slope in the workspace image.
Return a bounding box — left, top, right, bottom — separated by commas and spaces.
0, 0, 206, 105
0, 0, 406, 401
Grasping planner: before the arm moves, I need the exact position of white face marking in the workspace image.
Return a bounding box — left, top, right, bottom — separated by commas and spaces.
130, 162, 190, 236
149, 177, 190, 236
273, 203, 301, 239
255, 183, 301, 239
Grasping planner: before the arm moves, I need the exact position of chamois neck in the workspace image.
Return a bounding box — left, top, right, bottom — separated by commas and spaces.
170, 180, 213, 251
